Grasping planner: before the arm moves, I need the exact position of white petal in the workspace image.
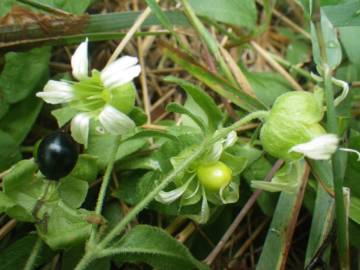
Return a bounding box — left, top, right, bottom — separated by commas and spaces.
98, 105, 135, 135
156, 175, 195, 204
36, 80, 74, 104
71, 39, 89, 80
101, 56, 141, 89
71, 113, 91, 147
289, 134, 339, 160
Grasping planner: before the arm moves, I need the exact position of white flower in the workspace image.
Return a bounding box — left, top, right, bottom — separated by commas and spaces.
289, 134, 339, 160
36, 39, 141, 147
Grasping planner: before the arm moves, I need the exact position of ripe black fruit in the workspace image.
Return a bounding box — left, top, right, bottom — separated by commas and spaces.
36, 132, 78, 180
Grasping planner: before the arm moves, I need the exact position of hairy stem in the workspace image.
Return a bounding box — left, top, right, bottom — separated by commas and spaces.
23, 237, 43, 270
89, 136, 122, 246
74, 110, 268, 269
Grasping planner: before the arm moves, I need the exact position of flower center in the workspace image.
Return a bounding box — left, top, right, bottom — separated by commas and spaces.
70, 70, 106, 112
102, 88, 111, 103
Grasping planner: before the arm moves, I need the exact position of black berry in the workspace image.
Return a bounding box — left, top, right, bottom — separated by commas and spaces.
36, 132, 78, 180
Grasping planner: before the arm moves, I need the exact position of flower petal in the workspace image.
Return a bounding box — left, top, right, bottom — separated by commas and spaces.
289, 134, 339, 160
155, 175, 195, 204
71, 39, 89, 80
70, 113, 91, 147
36, 80, 74, 104
98, 105, 135, 135
101, 56, 141, 89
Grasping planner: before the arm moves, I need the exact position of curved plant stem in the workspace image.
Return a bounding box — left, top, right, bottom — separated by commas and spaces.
74, 110, 268, 270
23, 237, 43, 270
89, 136, 122, 246
312, 1, 349, 268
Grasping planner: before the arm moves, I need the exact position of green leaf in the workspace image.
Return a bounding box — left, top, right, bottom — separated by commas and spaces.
2, 159, 41, 216
51, 107, 79, 127
58, 177, 88, 208
111, 225, 209, 270
323, 1, 360, 27
257, 160, 307, 269
305, 160, 335, 264
0, 234, 54, 270
61, 244, 110, 270
0, 95, 43, 144
350, 196, 360, 224
0, 192, 15, 213
68, 154, 98, 183
0, 130, 21, 171
311, 11, 342, 69
339, 27, 360, 65
251, 162, 300, 193
220, 152, 247, 175
245, 71, 291, 107
163, 44, 265, 112
128, 107, 148, 126
113, 171, 158, 206
166, 103, 208, 132
36, 0, 91, 14
189, 0, 257, 29
243, 157, 277, 216
0, 47, 50, 104
86, 123, 147, 169
0, 0, 15, 17
36, 202, 92, 250
165, 76, 223, 131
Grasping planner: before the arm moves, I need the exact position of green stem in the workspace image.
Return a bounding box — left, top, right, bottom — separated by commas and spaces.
325, 67, 349, 269
74, 110, 268, 270
23, 237, 43, 270
88, 136, 122, 246
270, 53, 315, 81
312, 1, 349, 268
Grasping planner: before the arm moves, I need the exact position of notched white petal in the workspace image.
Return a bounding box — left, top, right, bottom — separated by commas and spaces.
71, 113, 91, 147
289, 134, 339, 160
99, 105, 135, 135
36, 80, 74, 104
71, 38, 89, 80
101, 56, 141, 89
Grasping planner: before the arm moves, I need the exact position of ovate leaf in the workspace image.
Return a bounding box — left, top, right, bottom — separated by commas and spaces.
189, 0, 257, 29
165, 76, 223, 131
0, 95, 43, 144
36, 202, 92, 250
0, 130, 21, 171
112, 225, 208, 270
0, 47, 50, 104
311, 11, 342, 69
0, 234, 53, 270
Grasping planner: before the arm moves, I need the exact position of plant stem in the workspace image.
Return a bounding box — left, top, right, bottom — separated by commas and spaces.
23, 237, 43, 270
325, 67, 349, 269
312, 1, 349, 268
89, 136, 122, 246
74, 110, 268, 270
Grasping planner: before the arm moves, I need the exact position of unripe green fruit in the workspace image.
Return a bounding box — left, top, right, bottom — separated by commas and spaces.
260, 91, 325, 160
197, 161, 232, 191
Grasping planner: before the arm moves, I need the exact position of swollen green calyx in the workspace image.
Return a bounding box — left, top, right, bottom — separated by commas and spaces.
70, 70, 136, 115
260, 90, 326, 160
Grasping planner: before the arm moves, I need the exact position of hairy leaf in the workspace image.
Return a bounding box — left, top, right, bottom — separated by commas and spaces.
111, 225, 208, 270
